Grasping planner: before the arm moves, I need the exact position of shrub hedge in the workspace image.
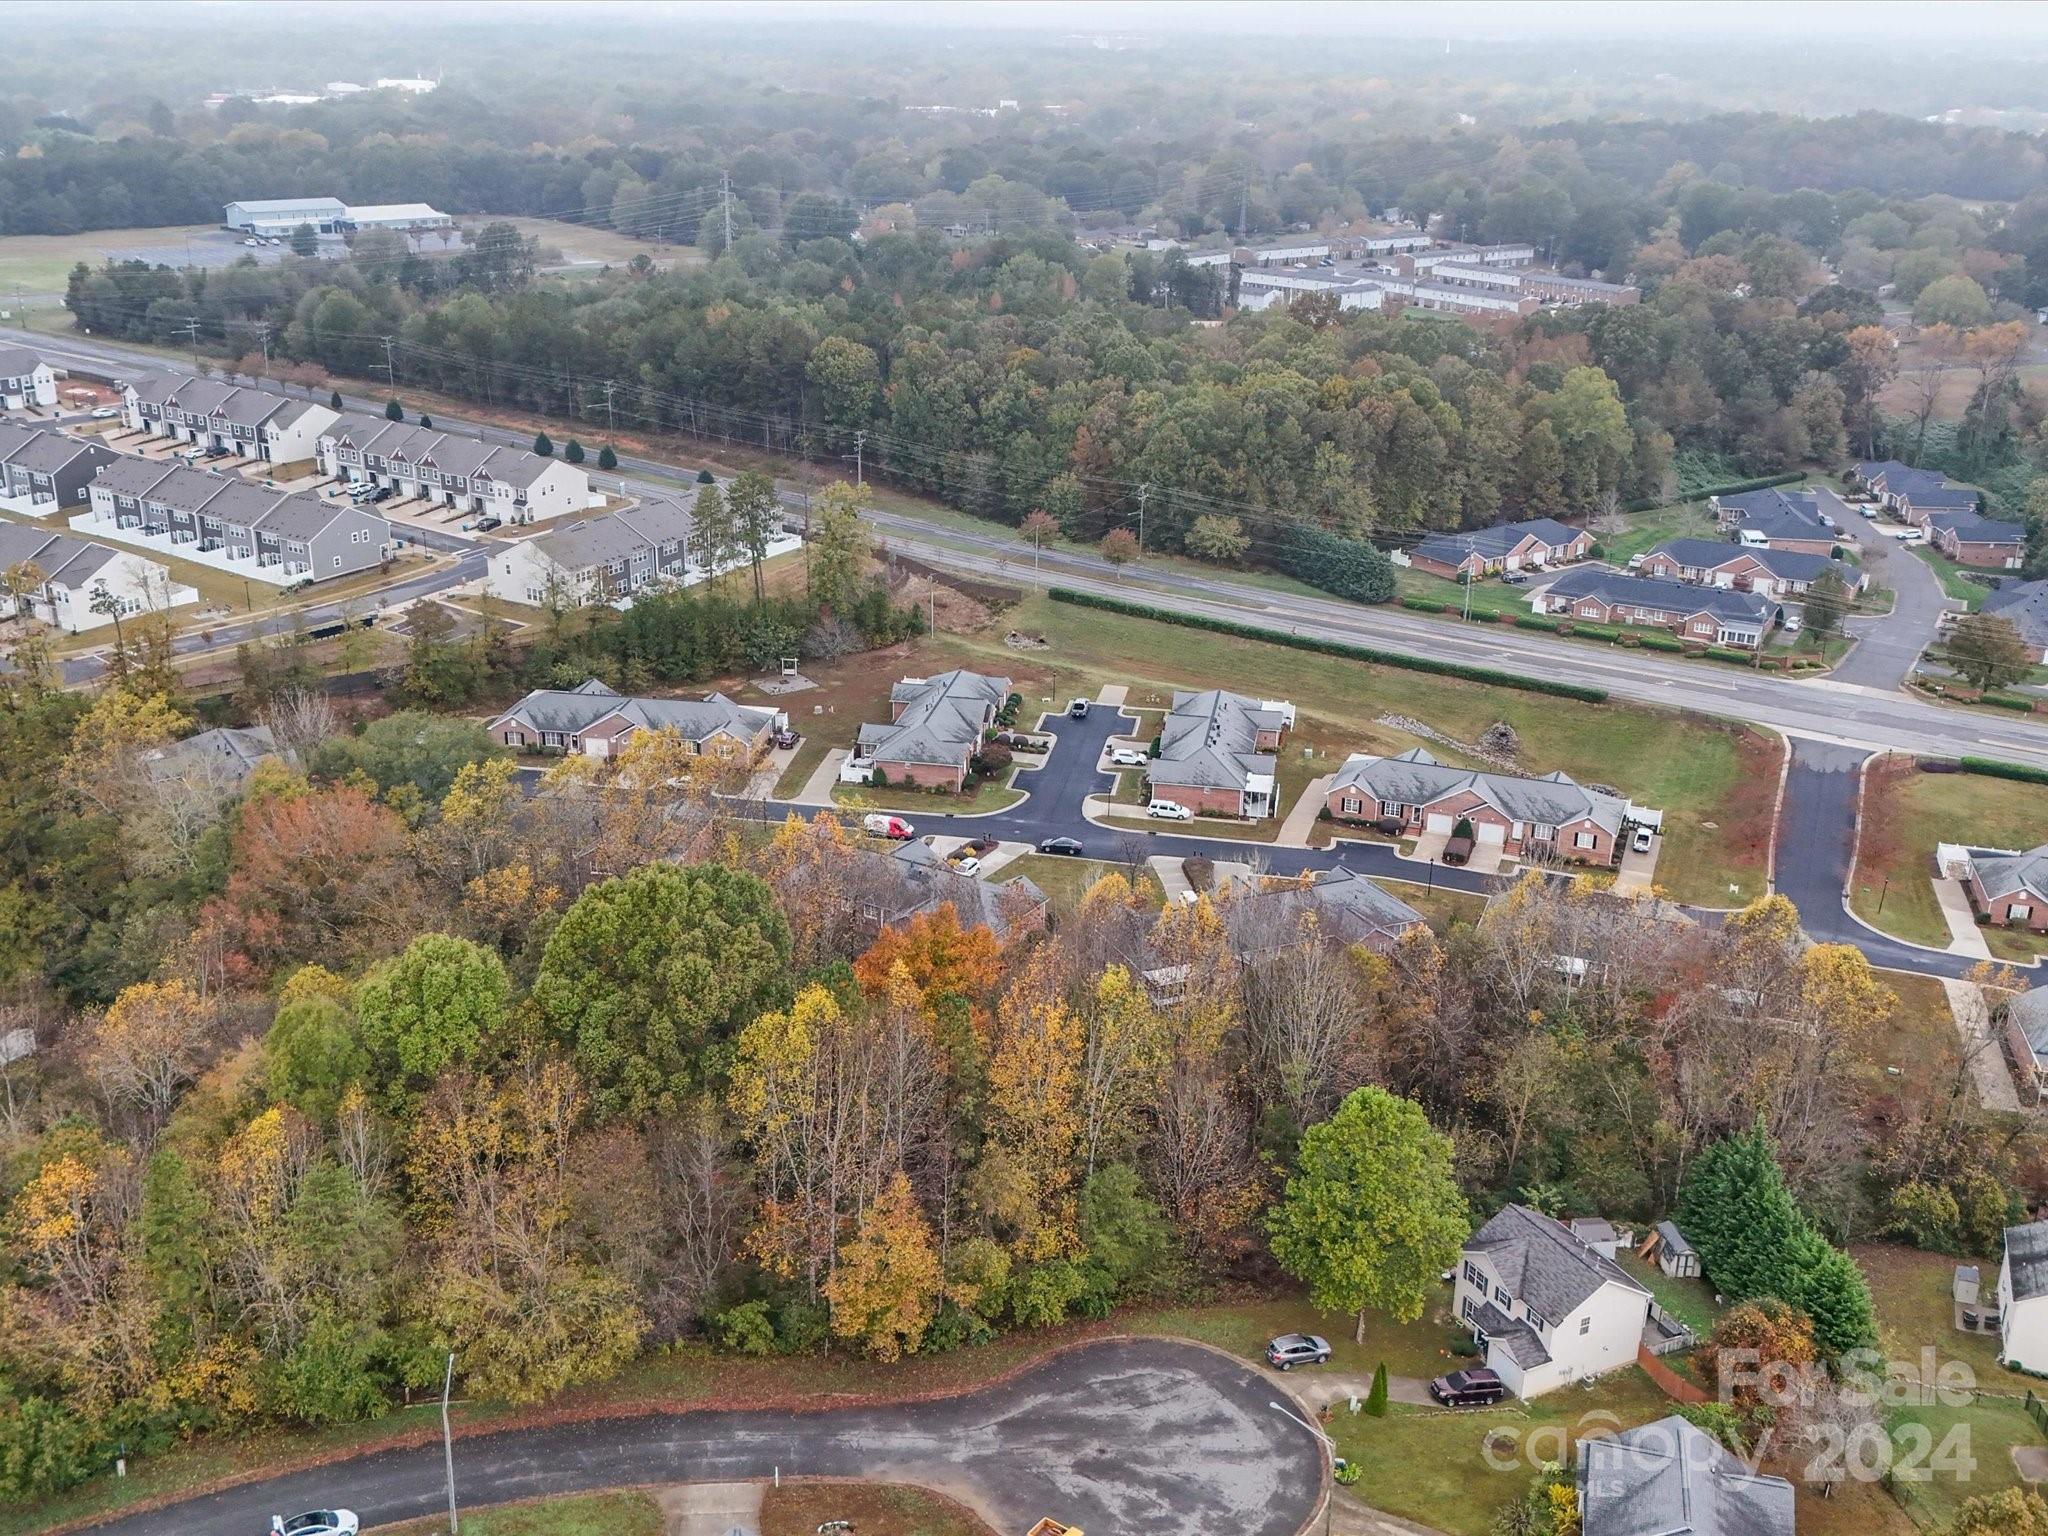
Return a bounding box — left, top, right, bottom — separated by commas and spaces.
1980, 693, 2037, 713
1400, 596, 1449, 613
1047, 588, 1608, 702
1623, 472, 1804, 514
1959, 756, 2048, 785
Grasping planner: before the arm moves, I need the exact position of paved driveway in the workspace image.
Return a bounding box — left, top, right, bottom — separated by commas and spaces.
1834, 536, 1951, 690
81, 1339, 1321, 1536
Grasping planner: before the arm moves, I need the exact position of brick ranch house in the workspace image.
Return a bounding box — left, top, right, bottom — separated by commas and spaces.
1145, 689, 1294, 819
1635, 538, 1864, 600
1947, 842, 2048, 933
1708, 487, 1842, 557
487, 678, 782, 760
853, 669, 1011, 792
1537, 567, 1778, 648
1327, 747, 1640, 864
1853, 460, 1983, 527
1406, 517, 1591, 580
1926, 509, 2025, 569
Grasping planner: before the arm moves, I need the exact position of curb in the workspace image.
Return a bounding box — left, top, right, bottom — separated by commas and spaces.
1762, 725, 1793, 895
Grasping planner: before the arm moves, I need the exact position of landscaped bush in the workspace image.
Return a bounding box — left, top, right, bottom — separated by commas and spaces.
1705, 647, 1754, 664
1636, 633, 1686, 652
1513, 615, 1557, 632
1568, 622, 1623, 641
1401, 596, 1449, 613
1275, 527, 1396, 604
711, 1299, 776, 1356
1047, 589, 1609, 702
1961, 756, 2048, 785
1981, 693, 2036, 713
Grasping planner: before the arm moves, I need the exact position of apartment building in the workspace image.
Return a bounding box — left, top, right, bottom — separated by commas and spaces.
0, 346, 57, 411
1237, 269, 1387, 313
0, 522, 195, 632
1537, 568, 1780, 648
485, 497, 696, 607
83, 461, 390, 582
122, 374, 338, 467
0, 427, 120, 515
317, 415, 591, 524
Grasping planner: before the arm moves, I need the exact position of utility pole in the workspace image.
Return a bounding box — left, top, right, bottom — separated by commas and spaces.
1239, 183, 1248, 240
602, 379, 616, 431
179, 317, 201, 370
1461, 537, 1477, 621
380, 336, 398, 388
851, 428, 866, 486
721, 169, 733, 250
1135, 481, 1151, 552
441, 1352, 459, 1535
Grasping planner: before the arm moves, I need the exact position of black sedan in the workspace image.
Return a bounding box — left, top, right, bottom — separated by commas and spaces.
1037, 836, 1085, 856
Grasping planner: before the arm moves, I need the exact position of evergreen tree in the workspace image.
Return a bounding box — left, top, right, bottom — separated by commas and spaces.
598, 444, 618, 471
1365, 1362, 1389, 1417
329, 390, 344, 411
565, 439, 585, 464
533, 431, 553, 457
384, 398, 403, 421
697, 468, 716, 485
418, 413, 433, 429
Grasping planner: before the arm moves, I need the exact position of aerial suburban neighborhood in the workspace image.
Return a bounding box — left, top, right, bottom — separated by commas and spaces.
7, 6, 2048, 1536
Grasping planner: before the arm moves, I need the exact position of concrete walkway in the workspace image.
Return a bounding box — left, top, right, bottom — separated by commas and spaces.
1331, 1489, 1454, 1536
1934, 877, 1995, 958
1942, 979, 2022, 1111
1096, 683, 1130, 706
1275, 774, 1335, 848
792, 748, 848, 807
657, 1481, 763, 1536
1257, 1362, 1434, 1411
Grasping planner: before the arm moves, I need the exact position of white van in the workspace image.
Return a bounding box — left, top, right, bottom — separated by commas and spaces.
1146, 800, 1194, 821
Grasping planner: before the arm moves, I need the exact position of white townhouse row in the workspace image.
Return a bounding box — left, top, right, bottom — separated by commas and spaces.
123, 374, 338, 468
0, 521, 196, 632
0, 346, 58, 411
317, 413, 593, 524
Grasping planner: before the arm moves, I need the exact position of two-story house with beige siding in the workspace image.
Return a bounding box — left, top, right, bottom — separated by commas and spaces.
1454, 1204, 1651, 1399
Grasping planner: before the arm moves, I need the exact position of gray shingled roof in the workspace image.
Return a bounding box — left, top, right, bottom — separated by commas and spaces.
1469, 1300, 1551, 1369
138, 467, 235, 515
490, 680, 626, 735
1578, 1416, 1795, 1536
252, 491, 350, 541
1412, 517, 1583, 567
1715, 488, 1835, 541
0, 421, 40, 461
861, 670, 1009, 767
1656, 1220, 1695, 1257
1981, 580, 2048, 650
474, 444, 562, 489
1151, 689, 1287, 792
91, 457, 177, 498
1545, 567, 1774, 626
0, 345, 48, 379
609, 692, 777, 741
167, 379, 238, 417
0, 524, 122, 592
211, 388, 287, 428
1973, 844, 2048, 904
1647, 539, 1835, 584
198, 477, 291, 528
1332, 748, 1627, 836
0, 430, 99, 474
2011, 1221, 2048, 1304
1927, 508, 2022, 544
2008, 991, 2048, 1062
124, 372, 184, 406
884, 841, 1047, 937
143, 725, 279, 782
1465, 1204, 1649, 1322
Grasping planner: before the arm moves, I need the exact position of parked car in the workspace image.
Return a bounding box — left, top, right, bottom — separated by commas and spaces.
1037, 836, 1084, 856
862, 813, 914, 840
243, 237, 261, 247
1441, 833, 1474, 866
1781, 611, 1803, 634
1146, 800, 1194, 821
1499, 570, 1528, 585
953, 855, 983, 877
1067, 698, 1090, 718
272, 1513, 359, 1536
1428, 1368, 1507, 1408
774, 728, 800, 750
1631, 825, 1655, 855
370, 487, 396, 503
1108, 746, 1149, 767
1264, 1333, 1332, 1371
89, 406, 118, 420
474, 516, 502, 531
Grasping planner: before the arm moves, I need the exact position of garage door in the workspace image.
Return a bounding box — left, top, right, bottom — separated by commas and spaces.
1476, 822, 1506, 845
1426, 813, 1454, 834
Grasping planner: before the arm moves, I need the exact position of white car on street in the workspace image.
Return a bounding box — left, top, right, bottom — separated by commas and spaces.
1108, 746, 1148, 767
273, 1513, 359, 1536
1146, 800, 1194, 821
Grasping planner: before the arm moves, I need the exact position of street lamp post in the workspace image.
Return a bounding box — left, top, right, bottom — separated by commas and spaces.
1268, 1399, 1337, 1536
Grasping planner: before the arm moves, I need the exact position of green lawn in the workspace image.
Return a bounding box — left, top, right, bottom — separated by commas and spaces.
1395, 567, 1534, 619
1385, 884, 1490, 933
380, 1491, 663, 1536
1858, 1242, 2041, 1396
1599, 502, 1720, 566
1849, 761, 2048, 949
1882, 1395, 2037, 1532
938, 593, 1778, 908
1142, 1290, 1470, 1381
999, 853, 1162, 917
832, 778, 1025, 816
1912, 545, 1995, 610
1328, 1368, 1677, 1536
1615, 1252, 1722, 1337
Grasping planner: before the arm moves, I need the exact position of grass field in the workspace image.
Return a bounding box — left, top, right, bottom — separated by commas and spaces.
494, 216, 706, 272
1615, 1252, 1722, 1337
1849, 758, 2048, 950
998, 853, 1162, 917
0, 223, 224, 294
933, 592, 1777, 908
379, 1491, 663, 1536
832, 778, 1026, 816
1599, 502, 1721, 566
1395, 566, 1534, 619
761, 1482, 994, 1536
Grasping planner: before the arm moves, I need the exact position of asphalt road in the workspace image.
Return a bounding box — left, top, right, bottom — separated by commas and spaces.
81, 1339, 1322, 1536
1833, 534, 1948, 691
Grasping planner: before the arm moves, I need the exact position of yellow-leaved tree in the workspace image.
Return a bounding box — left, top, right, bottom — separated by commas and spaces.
824, 1170, 940, 1360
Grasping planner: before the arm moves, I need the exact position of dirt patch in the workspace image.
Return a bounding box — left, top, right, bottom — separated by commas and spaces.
884, 554, 1021, 629
1852, 752, 1915, 891
759, 1481, 997, 1536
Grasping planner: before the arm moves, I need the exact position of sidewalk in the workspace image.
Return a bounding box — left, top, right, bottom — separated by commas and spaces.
792, 748, 848, 807
1933, 877, 1994, 958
